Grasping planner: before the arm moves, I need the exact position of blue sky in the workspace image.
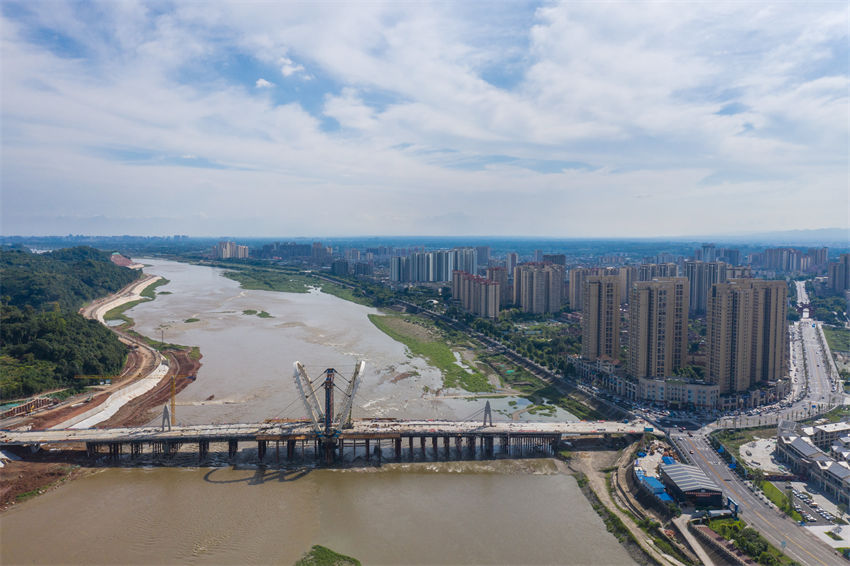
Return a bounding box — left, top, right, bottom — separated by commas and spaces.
1, 1, 847, 238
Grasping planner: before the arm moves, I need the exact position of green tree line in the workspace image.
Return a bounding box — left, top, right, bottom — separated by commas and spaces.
0, 246, 140, 398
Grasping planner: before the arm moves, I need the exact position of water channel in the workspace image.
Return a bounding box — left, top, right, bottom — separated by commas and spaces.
0, 259, 635, 565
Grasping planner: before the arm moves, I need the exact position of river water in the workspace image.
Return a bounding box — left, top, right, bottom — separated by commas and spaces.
0, 259, 634, 565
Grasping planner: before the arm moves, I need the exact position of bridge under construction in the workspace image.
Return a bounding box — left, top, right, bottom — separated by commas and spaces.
1, 361, 651, 465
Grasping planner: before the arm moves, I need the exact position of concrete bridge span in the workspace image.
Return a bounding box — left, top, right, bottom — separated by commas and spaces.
1, 418, 652, 465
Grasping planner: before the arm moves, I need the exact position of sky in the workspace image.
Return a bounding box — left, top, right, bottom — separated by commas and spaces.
1, 1, 848, 238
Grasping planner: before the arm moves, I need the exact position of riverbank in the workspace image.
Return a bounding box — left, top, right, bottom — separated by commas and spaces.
1, 272, 202, 510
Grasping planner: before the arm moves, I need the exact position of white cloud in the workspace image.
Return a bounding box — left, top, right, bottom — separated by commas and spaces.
279, 56, 305, 78
0, 1, 847, 237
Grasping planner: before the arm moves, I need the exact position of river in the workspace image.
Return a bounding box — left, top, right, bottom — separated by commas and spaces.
0, 259, 634, 565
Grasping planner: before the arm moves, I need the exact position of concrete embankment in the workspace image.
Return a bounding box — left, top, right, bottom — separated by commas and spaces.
47, 275, 169, 429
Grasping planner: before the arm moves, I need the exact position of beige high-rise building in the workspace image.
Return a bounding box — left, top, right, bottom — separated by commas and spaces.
452, 270, 500, 319
486, 266, 511, 305
514, 263, 564, 314
581, 275, 621, 361
569, 267, 621, 310
628, 278, 689, 379
707, 279, 787, 394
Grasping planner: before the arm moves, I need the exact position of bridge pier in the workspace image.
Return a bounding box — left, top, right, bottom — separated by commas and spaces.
431, 437, 437, 458
395, 438, 402, 460
443, 436, 450, 458
257, 440, 267, 461
275, 441, 280, 464
376, 440, 382, 464
228, 440, 238, 461
199, 440, 209, 461
365, 439, 371, 461
131, 441, 142, 458
408, 437, 414, 459
287, 440, 295, 460
455, 436, 462, 458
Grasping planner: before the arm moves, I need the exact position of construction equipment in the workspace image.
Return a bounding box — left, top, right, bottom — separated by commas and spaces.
293, 361, 365, 463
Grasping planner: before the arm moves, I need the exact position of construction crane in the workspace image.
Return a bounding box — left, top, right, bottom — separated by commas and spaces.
293, 361, 365, 462
293, 361, 365, 434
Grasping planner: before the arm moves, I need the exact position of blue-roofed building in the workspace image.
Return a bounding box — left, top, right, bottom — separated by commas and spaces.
642, 476, 667, 494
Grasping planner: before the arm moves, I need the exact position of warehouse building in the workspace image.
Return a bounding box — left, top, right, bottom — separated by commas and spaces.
659, 462, 723, 507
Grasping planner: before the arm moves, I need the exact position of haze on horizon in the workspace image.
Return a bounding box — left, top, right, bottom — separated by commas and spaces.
1, 2, 848, 238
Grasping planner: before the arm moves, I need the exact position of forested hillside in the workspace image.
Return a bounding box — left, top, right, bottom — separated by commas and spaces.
1, 246, 140, 311
0, 246, 141, 398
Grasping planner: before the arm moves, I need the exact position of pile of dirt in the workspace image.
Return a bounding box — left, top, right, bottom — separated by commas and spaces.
96, 348, 202, 428
0, 455, 90, 512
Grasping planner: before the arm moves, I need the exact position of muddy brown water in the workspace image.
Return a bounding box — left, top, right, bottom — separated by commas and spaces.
0, 259, 635, 565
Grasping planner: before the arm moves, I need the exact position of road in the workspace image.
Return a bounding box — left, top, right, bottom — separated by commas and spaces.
712, 316, 841, 430
669, 430, 843, 565
1, 418, 651, 446
666, 296, 844, 564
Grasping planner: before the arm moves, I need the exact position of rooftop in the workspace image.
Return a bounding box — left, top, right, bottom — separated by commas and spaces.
660, 462, 722, 494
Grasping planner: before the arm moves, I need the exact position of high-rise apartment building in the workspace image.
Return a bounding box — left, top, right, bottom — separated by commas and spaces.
505, 253, 519, 275
569, 267, 623, 310
513, 263, 564, 314
638, 263, 678, 281
454, 248, 478, 275
828, 254, 850, 293
706, 280, 787, 394
486, 266, 511, 305
452, 271, 500, 318
475, 246, 491, 269
542, 254, 567, 266
214, 241, 249, 259
684, 261, 728, 314
581, 275, 621, 361
627, 278, 689, 379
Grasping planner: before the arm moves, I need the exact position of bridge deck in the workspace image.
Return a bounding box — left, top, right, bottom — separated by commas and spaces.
0, 419, 651, 446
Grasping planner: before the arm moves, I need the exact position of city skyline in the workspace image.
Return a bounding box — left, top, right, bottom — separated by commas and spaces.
1, 2, 847, 238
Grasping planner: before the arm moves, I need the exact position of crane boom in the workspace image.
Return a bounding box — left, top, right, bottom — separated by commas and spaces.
293, 361, 324, 434
334, 360, 365, 428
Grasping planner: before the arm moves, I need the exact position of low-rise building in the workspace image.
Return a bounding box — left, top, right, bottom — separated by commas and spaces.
776, 433, 850, 506
659, 462, 724, 507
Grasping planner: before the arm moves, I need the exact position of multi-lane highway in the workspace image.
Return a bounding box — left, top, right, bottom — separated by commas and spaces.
669, 429, 843, 565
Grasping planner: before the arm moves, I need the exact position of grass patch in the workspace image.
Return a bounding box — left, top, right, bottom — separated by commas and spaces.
257, 310, 272, 318
713, 426, 776, 462
243, 309, 258, 315
140, 277, 170, 299
827, 531, 844, 541
189, 346, 201, 361
184, 318, 200, 323
823, 326, 850, 353
103, 298, 148, 327
295, 545, 361, 566
224, 267, 372, 306
761, 481, 803, 521
805, 405, 850, 424
224, 269, 311, 293
368, 313, 492, 392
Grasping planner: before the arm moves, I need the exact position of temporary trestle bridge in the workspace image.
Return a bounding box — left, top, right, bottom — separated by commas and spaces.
1, 362, 651, 465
